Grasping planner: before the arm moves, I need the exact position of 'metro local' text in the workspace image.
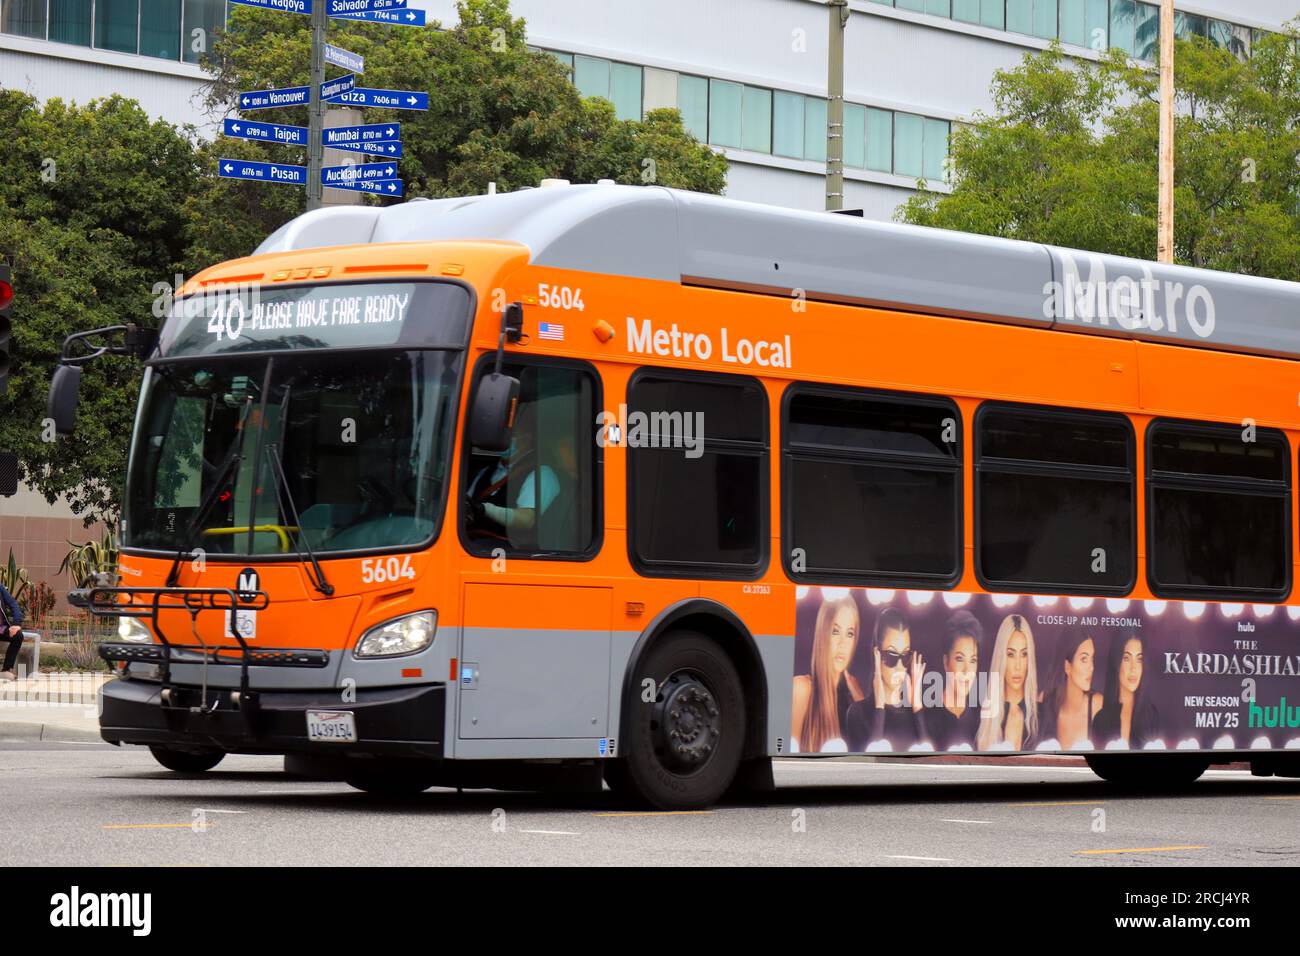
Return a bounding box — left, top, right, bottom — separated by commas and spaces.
626, 317, 792, 368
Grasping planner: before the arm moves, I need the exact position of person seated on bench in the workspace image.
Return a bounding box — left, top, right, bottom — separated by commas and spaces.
0, 580, 23, 681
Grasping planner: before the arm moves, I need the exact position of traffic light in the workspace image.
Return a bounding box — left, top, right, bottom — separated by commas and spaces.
0, 263, 11, 395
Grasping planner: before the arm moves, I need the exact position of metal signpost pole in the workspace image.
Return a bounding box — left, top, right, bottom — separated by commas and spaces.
825, 0, 848, 211
307, 1, 327, 211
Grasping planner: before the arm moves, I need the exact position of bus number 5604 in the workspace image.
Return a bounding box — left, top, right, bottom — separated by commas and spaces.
360, 556, 416, 584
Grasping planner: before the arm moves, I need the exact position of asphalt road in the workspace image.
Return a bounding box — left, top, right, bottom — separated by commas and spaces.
3, 743, 1298, 866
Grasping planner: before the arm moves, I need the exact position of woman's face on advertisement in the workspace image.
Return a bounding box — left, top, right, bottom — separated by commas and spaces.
945, 635, 978, 695
881, 627, 910, 691
1005, 630, 1029, 691
828, 606, 857, 678
1066, 638, 1095, 693
1120, 638, 1144, 693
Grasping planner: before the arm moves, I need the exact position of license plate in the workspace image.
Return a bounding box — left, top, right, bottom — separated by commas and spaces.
306, 710, 357, 743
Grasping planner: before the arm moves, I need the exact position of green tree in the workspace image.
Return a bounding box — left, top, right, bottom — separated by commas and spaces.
0, 91, 199, 522
190, 0, 725, 267
899, 35, 1300, 279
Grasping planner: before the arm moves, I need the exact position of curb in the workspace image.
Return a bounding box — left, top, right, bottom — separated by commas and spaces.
0, 719, 105, 744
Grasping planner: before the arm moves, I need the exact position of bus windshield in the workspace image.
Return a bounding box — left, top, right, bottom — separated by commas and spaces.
123, 347, 464, 557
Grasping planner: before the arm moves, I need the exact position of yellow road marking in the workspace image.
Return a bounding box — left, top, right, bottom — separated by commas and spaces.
1006, 800, 1104, 808
101, 823, 203, 830
594, 810, 714, 817
1076, 845, 1206, 856
1264, 795, 1300, 801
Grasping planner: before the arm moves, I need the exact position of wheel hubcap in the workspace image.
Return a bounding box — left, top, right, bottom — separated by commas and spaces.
652, 670, 722, 772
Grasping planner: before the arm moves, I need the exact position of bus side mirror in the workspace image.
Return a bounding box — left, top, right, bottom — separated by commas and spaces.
470, 372, 519, 452
47, 364, 83, 436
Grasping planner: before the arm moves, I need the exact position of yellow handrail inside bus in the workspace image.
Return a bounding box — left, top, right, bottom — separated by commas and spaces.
201, 525, 300, 553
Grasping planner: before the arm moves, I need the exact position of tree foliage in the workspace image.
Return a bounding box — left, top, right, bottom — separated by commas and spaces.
899, 34, 1300, 279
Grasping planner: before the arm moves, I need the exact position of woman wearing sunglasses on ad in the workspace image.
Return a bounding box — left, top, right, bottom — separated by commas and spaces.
845, 606, 930, 751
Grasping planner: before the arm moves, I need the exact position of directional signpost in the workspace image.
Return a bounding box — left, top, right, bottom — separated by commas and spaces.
327, 88, 428, 110
218, 158, 308, 185
223, 118, 308, 146
330, 6, 424, 25
218, 0, 423, 209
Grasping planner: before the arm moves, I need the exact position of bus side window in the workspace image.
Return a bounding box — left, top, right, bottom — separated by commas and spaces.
462, 359, 600, 558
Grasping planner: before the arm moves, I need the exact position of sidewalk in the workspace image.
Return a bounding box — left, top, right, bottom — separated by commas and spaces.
0, 672, 113, 744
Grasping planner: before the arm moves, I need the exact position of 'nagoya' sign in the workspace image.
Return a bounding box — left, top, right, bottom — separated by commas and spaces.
219, 158, 307, 186
238, 86, 310, 110
228, 0, 311, 13
327, 88, 428, 110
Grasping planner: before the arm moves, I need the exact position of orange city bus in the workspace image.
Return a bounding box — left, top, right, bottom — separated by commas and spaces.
48, 183, 1300, 809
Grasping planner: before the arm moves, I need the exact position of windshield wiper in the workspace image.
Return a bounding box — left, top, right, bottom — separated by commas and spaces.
262, 441, 334, 597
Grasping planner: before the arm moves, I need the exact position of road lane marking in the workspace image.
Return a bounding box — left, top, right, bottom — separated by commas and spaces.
594, 811, 714, 817
1075, 845, 1206, 856
941, 818, 992, 824
1006, 800, 1104, 808
886, 855, 952, 862
195, 809, 246, 814
1264, 795, 1300, 800
101, 823, 202, 830
520, 829, 578, 835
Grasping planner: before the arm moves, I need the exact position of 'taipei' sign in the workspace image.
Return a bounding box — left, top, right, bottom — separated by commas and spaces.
228, 0, 311, 13
238, 86, 310, 111
218, 158, 307, 186
223, 118, 307, 146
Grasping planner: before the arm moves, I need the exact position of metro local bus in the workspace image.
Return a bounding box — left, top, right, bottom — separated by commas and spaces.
49, 182, 1300, 809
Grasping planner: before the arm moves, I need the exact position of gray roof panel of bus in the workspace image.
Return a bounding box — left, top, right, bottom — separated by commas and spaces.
253, 183, 1300, 358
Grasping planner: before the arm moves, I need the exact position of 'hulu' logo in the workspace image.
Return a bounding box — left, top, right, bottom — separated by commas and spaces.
1248, 697, 1300, 729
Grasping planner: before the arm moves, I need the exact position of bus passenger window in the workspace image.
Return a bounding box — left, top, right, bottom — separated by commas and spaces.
782, 386, 961, 585
1147, 422, 1290, 600
628, 371, 768, 577
976, 405, 1135, 593
462, 361, 599, 557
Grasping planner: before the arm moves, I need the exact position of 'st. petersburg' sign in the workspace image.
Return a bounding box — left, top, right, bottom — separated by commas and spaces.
238, 86, 310, 111
222, 118, 307, 146
228, 0, 311, 13
323, 43, 364, 74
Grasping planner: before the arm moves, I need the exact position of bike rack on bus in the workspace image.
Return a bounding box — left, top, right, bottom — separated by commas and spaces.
81, 585, 328, 723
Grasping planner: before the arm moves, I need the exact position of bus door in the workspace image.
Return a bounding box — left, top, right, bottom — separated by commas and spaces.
459, 358, 610, 740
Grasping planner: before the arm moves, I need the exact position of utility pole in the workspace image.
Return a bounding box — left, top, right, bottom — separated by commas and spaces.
1157, 0, 1174, 262
306, 1, 327, 211
826, 0, 848, 210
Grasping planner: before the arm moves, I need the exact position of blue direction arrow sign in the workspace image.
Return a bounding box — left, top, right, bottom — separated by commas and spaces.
218, 158, 307, 186
331, 6, 424, 25
229, 0, 311, 13
327, 0, 403, 13
223, 117, 307, 146
320, 73, 356, 102
324, 43, 364, 74
321, 162, 400, 185
328, 177, 404, 197
238, 86, 310, 110
329, 139, 403, 157
327, 88, 428, 110
322, 122, 400, 146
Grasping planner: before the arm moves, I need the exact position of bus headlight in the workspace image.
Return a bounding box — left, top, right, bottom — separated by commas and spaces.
117, 617, 152, 643
354, 610, 437, 658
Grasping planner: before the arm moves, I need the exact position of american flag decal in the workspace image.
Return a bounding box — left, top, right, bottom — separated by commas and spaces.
538, 321, 565, 341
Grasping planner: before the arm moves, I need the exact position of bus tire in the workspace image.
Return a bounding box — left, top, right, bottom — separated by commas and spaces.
607, 630, 746, 811
1086, 754, 1209, 788
344, 765, 438, 796
149, 746, 225, 773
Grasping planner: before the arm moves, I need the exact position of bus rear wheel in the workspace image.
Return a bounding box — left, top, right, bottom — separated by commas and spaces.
606, 630, 746, 811
149, 746, 225, 773
1086, 754, 1209, 788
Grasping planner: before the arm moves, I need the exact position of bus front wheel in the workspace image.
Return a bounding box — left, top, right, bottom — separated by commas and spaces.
149, 746, 225, 773
606, 630, 746, 811
1086, 754, 1209, 788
